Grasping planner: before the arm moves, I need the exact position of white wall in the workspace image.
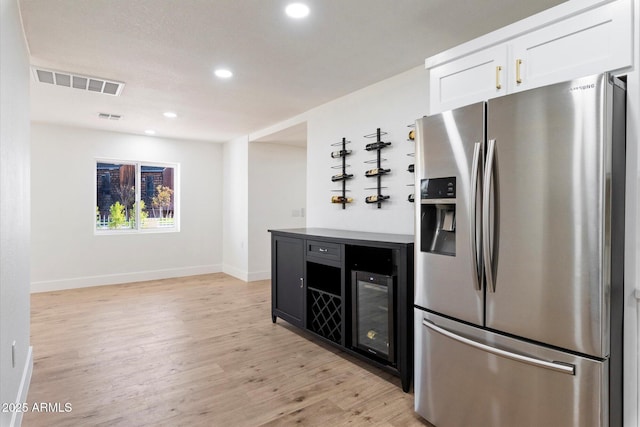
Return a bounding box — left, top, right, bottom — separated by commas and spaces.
0, 0, 33, 425
30, 124, 223, 291
222, 136, 249, 280
305, 66, 428, 235
248, 142, 306, 280
237, 65, 429, 281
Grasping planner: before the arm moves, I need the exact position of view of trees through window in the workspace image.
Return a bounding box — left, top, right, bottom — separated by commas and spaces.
96, 162, 176, 231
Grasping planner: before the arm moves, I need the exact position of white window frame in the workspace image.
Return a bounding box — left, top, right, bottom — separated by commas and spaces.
95, 159, 180, 235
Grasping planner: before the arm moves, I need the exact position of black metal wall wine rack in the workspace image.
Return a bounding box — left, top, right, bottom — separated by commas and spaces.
407, 124, 415, 203
364, 128, 391, 208
330, 137, 352, 209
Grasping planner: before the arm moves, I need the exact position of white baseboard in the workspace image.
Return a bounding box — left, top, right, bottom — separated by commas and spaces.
247, 270, 270, 282
30, 264, 222, 293
222, 265, 270, 282
10, 346, 33, 427
222, 264, 248, 282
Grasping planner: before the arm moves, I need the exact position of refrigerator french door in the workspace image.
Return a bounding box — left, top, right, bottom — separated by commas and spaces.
414, 74, 626, 427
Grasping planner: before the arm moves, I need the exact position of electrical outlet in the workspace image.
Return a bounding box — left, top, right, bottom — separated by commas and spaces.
12, 341, 16, 368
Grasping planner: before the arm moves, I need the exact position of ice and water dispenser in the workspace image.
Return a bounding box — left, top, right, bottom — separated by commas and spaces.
420, 177, 456, 256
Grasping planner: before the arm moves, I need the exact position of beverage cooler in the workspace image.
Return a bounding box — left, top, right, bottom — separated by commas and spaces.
351, 271, 395, 363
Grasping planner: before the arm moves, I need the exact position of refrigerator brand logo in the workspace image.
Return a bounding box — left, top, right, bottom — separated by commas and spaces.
569, 83, 595, 92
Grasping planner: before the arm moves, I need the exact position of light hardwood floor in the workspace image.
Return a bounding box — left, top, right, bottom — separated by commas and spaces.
25, 273, 432, 427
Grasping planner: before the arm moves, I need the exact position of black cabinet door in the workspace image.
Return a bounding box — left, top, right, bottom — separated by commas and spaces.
272, 236, 304, 327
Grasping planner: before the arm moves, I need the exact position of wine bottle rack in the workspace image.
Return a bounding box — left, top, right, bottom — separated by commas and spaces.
331, 137, 353, 209
364, 128, 391, 208
407, 124, 416, 203
308, 287, 342, 344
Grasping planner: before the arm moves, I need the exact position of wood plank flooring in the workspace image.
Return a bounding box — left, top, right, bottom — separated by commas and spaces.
25, 273, 433, 427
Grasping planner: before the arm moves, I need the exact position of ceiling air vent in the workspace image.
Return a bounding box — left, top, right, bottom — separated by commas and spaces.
31, 67, 125, 96
98, 113, 122, 120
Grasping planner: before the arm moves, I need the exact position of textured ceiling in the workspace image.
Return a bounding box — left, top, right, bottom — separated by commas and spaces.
20, 0, 566, 143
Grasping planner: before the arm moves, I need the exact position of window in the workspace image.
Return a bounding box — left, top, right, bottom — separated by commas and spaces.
96, 160, 178, 232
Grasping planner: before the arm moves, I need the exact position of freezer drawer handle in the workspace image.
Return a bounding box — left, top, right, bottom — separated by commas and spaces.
422, 319, 575, 375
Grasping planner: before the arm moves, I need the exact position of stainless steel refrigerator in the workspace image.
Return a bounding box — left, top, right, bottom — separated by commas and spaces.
414, 73, 626, 427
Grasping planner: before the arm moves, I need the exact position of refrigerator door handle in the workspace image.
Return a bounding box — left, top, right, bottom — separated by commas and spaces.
422, 319, 575, 375
470, 142, 482, 291
483, 139, 496, 292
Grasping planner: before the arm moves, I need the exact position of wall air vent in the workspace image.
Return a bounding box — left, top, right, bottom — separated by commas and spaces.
31, 67, 125, 96
98, 113, 122, 120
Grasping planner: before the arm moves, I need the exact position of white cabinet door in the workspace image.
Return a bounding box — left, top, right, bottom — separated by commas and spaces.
509, 0, 633, 93
428, 44, 508, 114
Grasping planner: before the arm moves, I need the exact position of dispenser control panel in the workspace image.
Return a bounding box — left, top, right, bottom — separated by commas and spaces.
421, 177, 456, 199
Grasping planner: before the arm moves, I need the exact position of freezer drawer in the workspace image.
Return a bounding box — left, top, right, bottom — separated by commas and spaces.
415, 310, 608, 427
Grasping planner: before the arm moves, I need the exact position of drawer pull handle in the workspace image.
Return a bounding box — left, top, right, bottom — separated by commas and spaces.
495, 65, 502, 89
319, 248, 328, 253
422, 319, 575, 375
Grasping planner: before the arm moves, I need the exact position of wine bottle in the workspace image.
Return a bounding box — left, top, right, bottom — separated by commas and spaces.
365, 141, 391, 151
331, 172, 353, 182
365, 168, 390, 177
408, 194, 415, 202
407, 164, 415, 173
331, 195, 353, 203
365, 195, 389, 204
330, 149, 351, 158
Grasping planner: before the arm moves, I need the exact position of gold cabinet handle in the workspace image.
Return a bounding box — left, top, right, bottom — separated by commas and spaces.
495, 66, 502, 89
516, 59, 523, 84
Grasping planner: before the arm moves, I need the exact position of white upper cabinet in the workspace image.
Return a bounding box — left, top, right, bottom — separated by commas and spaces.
510, 0, 633, 93
426, 0, 633, 114
429, 45, 508, 114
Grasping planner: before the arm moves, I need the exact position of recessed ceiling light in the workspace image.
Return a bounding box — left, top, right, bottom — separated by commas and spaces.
163, 112, 177, 118
214, 69, 233, 79
285, 3, 310, 19
144, 129, 156, 135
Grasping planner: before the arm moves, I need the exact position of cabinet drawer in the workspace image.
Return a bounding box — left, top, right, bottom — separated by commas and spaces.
306, 240, 341, 261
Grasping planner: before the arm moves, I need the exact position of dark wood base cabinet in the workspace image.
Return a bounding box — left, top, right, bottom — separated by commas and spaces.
269, 228, 414, 392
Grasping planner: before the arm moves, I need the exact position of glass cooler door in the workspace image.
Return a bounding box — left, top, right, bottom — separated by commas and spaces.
352, 271, 395, 363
